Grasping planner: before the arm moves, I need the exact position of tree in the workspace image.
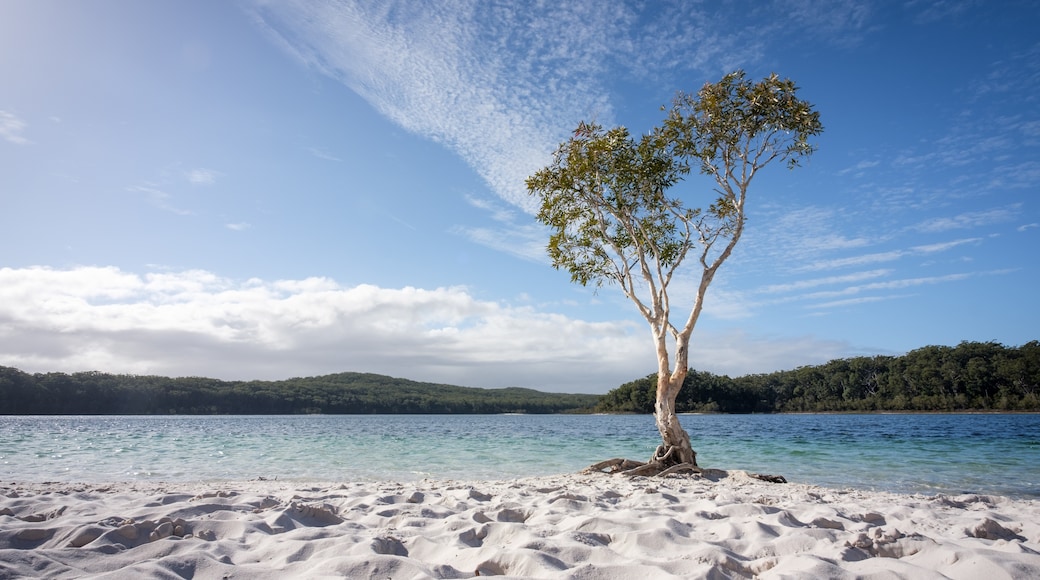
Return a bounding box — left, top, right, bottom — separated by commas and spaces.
527, 70, 822, 476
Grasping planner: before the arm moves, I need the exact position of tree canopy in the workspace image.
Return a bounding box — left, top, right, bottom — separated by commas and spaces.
528, 70, 822, 473
0, 369, 599, 415
595, 341, 1040, 414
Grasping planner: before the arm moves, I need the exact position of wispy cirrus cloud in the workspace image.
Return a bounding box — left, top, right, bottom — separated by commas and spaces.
798, 237, 981, 272
911, 206, 1019, 233
988, 160, 1040, 190
246, 1, 874, 216
776, 0, 872, 46
968, 41, 1040, 100
757, 269, 893, 294
746, 268, 1011, 313
243, 0, 904, 287
803, 271, 976, 301
0, 110, 30, 145
453, 195, 548, 262
837, 159, 880, 177
308, 147, 341, 162
797, 269, 1016, 311
906, 0, 979, 23
247, 1, 618, 213
909, 238, 983, 253
185, 168, 221, 185
886, 41, 1040, 196
738, 205, 873, 271
808, 294, 909, 310
127, 185, 192, 216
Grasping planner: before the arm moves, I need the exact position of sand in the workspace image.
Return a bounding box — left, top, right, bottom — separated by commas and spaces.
2, 470, 1039, 579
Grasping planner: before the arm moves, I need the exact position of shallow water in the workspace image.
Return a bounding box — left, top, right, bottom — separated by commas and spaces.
1, 413, 1037, 497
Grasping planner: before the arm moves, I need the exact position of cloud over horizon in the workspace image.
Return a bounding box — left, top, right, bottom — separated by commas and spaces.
2, 2, 1034, 398
0, 266, 852, 392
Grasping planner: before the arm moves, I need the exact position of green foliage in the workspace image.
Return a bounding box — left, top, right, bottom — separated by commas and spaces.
526, 121, 688, 288
8, 341, 1033, 416
663, 71, 823, 173
0, 370, 600, 415
526, 71, 823, 295
527, 71, 823, 435
595, 341, 1040, 413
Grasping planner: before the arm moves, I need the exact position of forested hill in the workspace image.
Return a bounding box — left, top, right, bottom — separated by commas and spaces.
0, 369, 600, 415
5, 341, 1038, 415
596, 341, 1040, 413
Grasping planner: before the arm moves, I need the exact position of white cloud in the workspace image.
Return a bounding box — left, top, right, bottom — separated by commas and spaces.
185, 168, 220, 185
127, 185, 192, 215
798, 236, 984, 273
464, 195, 517, 224
740, 206, 872, 271
0, 266, 648, 391
797, 270, 1013, 311
452, 223, 548, 263
989, 160, 1040, 190
804, 272, 975, 301
248, 1, 604, 213
1020, 120, 1040, 138
909, 238, 981, 253
308, 147, 341, 162
908, 0, 976, 23
247, 2, 867, 215
912, 206, 1019, 233
0, 266, 851, 392
454, 195, 548, 262
756, 269, 893, 294
226, 222, 251, 231
687, 329, 852, 376
779, 0, 871, 46
799, 249, 905, 272
0, 110, 30, 145
837, 159, 880, 176
807, 294, 907, 310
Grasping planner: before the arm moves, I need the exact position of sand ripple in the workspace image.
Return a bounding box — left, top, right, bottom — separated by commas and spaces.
2, 471, 1039, 579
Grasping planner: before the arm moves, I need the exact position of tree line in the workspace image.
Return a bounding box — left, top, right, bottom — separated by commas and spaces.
0, 369, 600, 415
595, 341, 1040, 413
3, 341, 1038, 415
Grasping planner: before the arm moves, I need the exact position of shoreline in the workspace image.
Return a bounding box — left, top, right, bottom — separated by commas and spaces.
3, 471, 1039, 579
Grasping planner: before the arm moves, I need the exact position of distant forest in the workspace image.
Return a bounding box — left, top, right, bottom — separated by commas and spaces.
596, 341, 1040, 413
2, 341, 1038, 415
0, 370, 600, 415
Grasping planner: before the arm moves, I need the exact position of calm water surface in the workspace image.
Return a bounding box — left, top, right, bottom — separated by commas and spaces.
1, 414, 1037, 497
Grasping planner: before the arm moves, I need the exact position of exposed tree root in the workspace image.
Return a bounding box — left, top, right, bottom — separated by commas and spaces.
748, 473, 788, 484
583, 458, 648, 475
582, 457, 701, 477
582, 456, 786, 483
657, 462, 701, 478
650, 444, 685, 466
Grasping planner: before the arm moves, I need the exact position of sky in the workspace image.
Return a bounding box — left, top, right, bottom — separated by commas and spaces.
1, 1, 1038, 394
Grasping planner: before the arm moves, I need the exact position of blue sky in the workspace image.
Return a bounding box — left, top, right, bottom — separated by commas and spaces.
1, 1, 1037, 393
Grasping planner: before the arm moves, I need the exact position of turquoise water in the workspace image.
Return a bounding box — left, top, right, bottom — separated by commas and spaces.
1, 414, 1037, 498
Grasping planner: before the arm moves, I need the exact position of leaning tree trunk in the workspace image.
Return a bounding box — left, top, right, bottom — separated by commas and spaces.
652, 368, 697, 468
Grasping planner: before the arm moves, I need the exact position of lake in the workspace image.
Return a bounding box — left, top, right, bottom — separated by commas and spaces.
1, 413, 1037, 498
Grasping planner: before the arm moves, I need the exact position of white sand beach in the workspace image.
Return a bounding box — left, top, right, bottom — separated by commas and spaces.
2, 470, 1039, 579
